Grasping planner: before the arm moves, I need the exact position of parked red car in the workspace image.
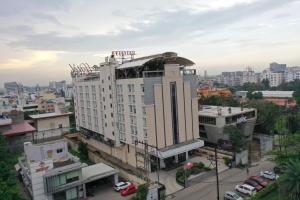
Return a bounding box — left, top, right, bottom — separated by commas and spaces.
120, 184, 137, 196
244, 179, 263, 191
249, 176, 268, 187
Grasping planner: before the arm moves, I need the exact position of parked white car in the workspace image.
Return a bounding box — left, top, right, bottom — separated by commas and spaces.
114, 182, 131, 191
235, 184, 256, 196
260, 171, 279, 180
224, 191, 244, 200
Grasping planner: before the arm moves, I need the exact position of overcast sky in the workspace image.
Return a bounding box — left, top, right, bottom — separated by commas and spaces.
0, 0, 300, 86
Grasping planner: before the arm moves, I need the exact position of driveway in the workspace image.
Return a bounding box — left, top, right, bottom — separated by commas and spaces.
169, 158, 274, 200
87, 182, 134, 200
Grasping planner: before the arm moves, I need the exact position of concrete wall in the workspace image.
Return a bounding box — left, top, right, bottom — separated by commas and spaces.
24, 140, 68, 162
36, 116, 70, 131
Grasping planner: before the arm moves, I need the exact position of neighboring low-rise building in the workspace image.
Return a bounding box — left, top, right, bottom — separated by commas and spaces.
18, 139, 119, 200
1, 120, 36, 151
29, 112, 71, 141
19, 140, 86, 200
197, 87, 232, 98
235, 90, 296, 107
198, 105, 257, 144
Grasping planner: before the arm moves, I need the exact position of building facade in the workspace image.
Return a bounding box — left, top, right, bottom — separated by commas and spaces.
198, 105, 257, 144
269, 62, 286, 72
71, 52, 202, 170
284, 66, 300, 82
216, 68, 256, 87
29, 112, 71, 141
260, 69, 284, 87
19, 140, 86, 200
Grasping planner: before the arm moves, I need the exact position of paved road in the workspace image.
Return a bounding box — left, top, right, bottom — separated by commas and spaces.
170, 158, 274, 200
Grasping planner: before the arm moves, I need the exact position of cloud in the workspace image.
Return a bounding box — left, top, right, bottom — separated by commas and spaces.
0, 0, 70, 16
0, 51, 58, 69
8, 0, 297, 52
31, 13, 62, 26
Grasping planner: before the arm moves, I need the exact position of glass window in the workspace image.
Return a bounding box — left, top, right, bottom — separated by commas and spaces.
56, 148, 63, 153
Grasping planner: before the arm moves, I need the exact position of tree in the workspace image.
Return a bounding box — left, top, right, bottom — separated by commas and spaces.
247, 100, 281, 134
78, 141, 89, 160
247, 92, 263, 100
0, 135, 25, 200
224, 125, 247, 153
201, 96, 239, 107
130, 184, 149, 200
279, 159, 300, 200
261, 79, 270, 90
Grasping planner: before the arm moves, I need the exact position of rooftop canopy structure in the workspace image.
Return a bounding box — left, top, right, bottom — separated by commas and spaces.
116, 52, 195, 79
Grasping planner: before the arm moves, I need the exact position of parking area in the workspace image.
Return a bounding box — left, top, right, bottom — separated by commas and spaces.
87, 181, 134, 200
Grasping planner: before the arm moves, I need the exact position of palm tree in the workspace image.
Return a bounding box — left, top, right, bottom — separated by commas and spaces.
279, 159, 300, 200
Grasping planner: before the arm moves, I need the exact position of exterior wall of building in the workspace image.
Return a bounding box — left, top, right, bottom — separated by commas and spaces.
36, 116, 70, 131
20, 141, 85, 200
199, 109, 257, 143
73, 60, 119, 145
284, 67, 300, 82
72, 53, 201, 170
28, 159, 54, 200
24, 140, 69, 162
143, 64, 199, 149
115, 78, 145, 146
261, 70, 284, 87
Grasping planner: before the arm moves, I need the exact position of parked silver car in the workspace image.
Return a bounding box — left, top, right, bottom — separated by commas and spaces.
224, 191, 243, 200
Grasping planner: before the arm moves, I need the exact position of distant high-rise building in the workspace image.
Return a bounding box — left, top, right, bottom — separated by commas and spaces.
216, 68, 256, 87
270, 62, 286, 72
261, 69, 284, 87
4, 82, 20, 95
49, 80, 67, 94
284, 66, 300, 82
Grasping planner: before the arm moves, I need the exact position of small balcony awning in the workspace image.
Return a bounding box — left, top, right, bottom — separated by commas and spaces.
150, 139, 204, 159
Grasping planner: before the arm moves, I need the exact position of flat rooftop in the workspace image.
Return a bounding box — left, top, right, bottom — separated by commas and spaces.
29, 112, 72, 119
82, 163, 118, 183
199, 105, 255, 117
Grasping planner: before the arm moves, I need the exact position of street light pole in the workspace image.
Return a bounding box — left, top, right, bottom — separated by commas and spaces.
215, 146, 220, 200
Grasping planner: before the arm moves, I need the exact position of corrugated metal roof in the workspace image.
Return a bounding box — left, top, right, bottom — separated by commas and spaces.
117, 58, 153, 69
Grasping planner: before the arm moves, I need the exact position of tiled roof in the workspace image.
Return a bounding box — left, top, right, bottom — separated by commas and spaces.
3, 121, 36, 137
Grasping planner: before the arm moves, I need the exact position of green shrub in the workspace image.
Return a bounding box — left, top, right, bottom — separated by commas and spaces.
176, 168, 185, 177
223, 157, 231, 166
191, 166, 202, 174
248, 182, 278, 200
136, 184, 148, 200
176, 176, 185, 185
198, 161, 205, 169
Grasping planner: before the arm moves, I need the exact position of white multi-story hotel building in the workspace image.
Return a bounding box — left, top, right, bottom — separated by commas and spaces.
71, 52, 202, 170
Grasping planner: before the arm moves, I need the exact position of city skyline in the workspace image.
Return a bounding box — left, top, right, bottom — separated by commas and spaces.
1, 0, 300, 86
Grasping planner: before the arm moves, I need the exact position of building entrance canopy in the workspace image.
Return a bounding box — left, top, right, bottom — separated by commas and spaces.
150, 140, 204, 159
82, 163, 118, 183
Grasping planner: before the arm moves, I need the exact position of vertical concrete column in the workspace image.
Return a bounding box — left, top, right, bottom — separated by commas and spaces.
160, 159, 166, 168
185, 151, 189, 160
83, 184, 87, 199
175, 155, 179, 163
114, 174, 119, 184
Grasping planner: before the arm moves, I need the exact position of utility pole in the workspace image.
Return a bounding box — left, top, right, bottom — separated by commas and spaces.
215, 146, 220, 200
